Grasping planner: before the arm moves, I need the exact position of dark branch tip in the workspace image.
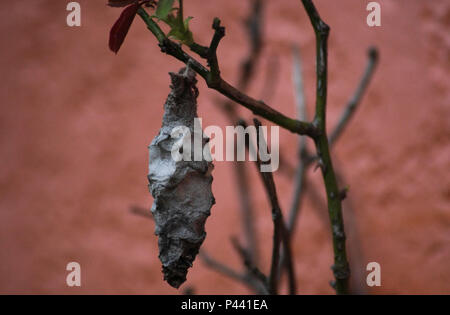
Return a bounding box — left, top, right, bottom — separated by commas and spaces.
368, 46, 379, 61
212, 18, 225, 38
212, 17, 221, 30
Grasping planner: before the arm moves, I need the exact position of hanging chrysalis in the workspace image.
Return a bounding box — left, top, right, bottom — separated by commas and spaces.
147, 67, 215, 288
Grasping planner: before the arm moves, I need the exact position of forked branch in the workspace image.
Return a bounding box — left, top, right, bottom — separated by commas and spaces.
136, 8, 317, 137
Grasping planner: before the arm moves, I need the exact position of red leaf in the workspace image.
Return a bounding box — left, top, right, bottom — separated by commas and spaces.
109, 3, 140, 54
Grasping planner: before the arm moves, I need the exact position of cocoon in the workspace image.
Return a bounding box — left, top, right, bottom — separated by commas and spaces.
147, 67, 215, 288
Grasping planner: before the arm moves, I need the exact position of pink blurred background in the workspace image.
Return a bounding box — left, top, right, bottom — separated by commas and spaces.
0, 0, 449, 294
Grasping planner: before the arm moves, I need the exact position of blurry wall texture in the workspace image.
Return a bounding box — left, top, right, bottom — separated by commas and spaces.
0, 0, 449, 294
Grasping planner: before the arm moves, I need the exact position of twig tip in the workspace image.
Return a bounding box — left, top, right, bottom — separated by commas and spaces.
368, 46, 379, 60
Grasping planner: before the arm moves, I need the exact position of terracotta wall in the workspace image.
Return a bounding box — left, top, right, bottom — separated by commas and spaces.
0, 0, 449, 294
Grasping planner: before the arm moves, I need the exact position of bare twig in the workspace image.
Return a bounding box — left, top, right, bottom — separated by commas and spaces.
233, 160, 258, 262
252, 119, 296, 295
130, 205, 153, 219
223, 0, 266, 264
207, 18, 225, 79
277, 46, 309, 284
281, 44, 379, 292
198, 251, 244, 282
238, 0, 264, 91
231, 238, 268, 287
199, 251, 268, 294
288, 46, 309, 233
279, 46, 379, 182
329, 47, 379, 146
300, 0, 350, 294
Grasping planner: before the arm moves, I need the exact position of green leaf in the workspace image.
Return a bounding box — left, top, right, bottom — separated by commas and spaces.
184, 16, 193, 29
155, 0, 175, 20
153, 0, 194, 45
163, 12, 193, 45
167, 27, 193, 45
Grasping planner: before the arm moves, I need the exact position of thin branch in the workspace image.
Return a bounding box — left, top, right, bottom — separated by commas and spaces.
199, 251, 268, 294
207, 18, 225, 80
329, 47, 379, 146
218, 79, 317, 136
300, 0, 350, 294
288, 46, 309, 233
233, 159, 258, 263
198, 251, 243, 282
259, 53, 280, 106
281, 45, 379, 206
136, 7, 317, 137
223, 0, 265, 265
238, 0, 264, 90
277, 46, 309, 284
283, 46, 378, 289
130, 205, 153, 219
252, 119, 296, 295
198, 251, 244, 283
222, 0, 264, 115
230, 238, 268, 287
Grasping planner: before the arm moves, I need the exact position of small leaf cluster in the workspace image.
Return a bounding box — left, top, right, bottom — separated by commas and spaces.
154, 0, 194, 45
